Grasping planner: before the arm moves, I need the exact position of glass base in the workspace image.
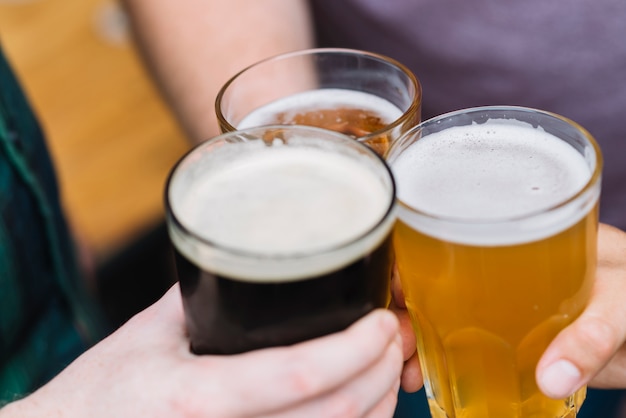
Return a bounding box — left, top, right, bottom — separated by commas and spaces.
425, 386, 586, 418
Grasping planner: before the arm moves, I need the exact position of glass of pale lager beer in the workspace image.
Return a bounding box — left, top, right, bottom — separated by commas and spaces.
165, 125, 396, 354
387, 106, 602, 417
215, 48, 421, 156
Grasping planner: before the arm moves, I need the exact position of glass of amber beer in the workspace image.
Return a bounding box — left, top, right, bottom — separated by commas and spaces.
165, 125, 396, 354
215, 48, 421, 155
387, 106, 602, 418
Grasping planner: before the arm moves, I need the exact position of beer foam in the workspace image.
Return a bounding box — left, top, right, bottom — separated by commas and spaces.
237, 88, 403, 129
392, 120, 596, 246
169, 139, 395, 281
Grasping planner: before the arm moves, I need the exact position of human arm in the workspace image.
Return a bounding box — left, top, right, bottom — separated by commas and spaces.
0, 283, 403, 417
120, 0, 315, 144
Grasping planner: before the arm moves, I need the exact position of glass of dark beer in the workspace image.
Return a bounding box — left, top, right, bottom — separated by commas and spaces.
165, 125, 397, 354
215, 48, 421, 156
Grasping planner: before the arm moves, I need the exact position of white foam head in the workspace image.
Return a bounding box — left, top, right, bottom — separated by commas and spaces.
168, 131, 395, 281
390, 118, 599, 246
237, 88, 403, 129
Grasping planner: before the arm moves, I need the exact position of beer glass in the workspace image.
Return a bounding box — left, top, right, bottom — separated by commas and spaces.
165, 125, 396, 354
215, 48, 421, 155
386, 106, 602, 417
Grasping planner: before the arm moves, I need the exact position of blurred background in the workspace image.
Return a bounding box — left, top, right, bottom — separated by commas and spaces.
0, 0, 188, 328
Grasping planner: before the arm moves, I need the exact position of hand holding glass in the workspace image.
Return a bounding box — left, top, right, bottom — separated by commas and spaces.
165, 125, 396, 354
387, 106, 602, 417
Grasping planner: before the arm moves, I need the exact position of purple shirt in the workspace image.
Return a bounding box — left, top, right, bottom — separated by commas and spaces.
311, 0, 626, 228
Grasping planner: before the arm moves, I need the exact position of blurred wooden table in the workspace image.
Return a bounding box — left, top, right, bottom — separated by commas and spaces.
0, 0, 189, 262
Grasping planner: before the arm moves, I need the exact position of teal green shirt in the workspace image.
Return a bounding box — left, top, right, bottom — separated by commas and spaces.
0, 45, 103, 403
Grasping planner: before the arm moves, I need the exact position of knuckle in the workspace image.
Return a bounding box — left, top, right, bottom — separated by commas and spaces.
365, 390, 399, 418
576, 315, 620, 362
284, 361, 323, 396
321, 393, 361, 418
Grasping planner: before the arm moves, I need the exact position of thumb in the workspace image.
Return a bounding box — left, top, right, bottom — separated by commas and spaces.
536, 225, 626, 399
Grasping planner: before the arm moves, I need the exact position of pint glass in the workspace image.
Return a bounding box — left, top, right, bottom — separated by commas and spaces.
215, 48, 421, 155
165, 125, 396, 354
386, 106, 602, 417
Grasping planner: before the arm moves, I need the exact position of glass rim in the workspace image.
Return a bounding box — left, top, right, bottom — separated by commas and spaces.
214, 47, 422, 141
386, 105, 603, 226
165, 124, 397, 261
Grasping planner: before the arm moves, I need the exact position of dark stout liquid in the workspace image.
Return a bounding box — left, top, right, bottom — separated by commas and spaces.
175, 235, 393, 355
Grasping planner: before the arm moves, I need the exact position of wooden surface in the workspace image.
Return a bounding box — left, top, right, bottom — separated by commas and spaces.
0, 0, 190, 261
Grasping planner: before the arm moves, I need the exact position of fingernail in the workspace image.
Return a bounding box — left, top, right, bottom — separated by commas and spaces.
538, 359, 582, 399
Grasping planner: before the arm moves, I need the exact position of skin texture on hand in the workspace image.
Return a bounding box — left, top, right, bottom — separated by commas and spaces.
0, 285, 404, 418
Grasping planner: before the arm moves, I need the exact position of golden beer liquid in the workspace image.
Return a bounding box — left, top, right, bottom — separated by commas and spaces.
394, 206, 598, 418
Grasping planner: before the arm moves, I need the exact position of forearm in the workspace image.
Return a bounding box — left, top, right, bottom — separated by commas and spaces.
121, 0, 315, 143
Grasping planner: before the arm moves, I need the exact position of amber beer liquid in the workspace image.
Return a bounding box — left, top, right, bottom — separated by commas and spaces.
388, 108, 602, 418
165, 126, 396, 354
236, 89, 404, 156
